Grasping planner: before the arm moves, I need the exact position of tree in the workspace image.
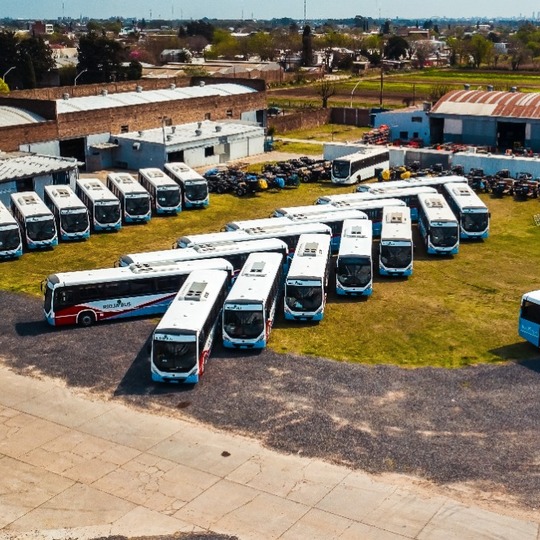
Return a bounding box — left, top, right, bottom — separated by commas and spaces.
77, 31, 126, 83
0, 78, 9, 93
19, 52, 36, 89
384, 36, 409, 61
185, 20, 214, 42
125, 60, 142, 80
413, 40, 435, 68
17, 36, 55, 82
317, 79, 335, 108
0, 31, 18, 78
467, 34, 493, 68
302, 25, 313, 67
247, 32, 276, 61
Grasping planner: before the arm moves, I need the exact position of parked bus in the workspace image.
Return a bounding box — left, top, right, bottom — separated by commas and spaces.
42, 258, 233, 327
0, 200, 23, 259
335, 219, 373, 296
356, 175, 468, 194
138, 168, 182, 215
331, 147, 390, 185
75, 177, 122, 232
176, 229, 250, 249
379, 206, 413, 277
519, 290, 540, 348
284, 233, 332, 321
106, 172, 151, 223
316, 196, 406, 237
11, 191, 58, 250
417, 193, 459, 255
222, 252, 284, 349
150, 269, 230, 384
443, 183, 490, 240
119, 237, 288, 277
224, 216, 293, 232
164, 162, 209, 209
43, 185, 90, 241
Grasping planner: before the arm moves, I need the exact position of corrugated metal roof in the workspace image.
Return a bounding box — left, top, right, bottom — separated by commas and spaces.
0, 106, 45, 127
0, 153, 80, 182
56, 83, 256, 114
431, 90, 540, 119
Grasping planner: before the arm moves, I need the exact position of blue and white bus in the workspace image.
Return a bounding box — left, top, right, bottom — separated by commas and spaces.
443, 183, 490, 240
119, 237, 288, 277
164, 162, 209, 209
356, 175, 468, 194
379, 206, 413, 277
336, 219, 373, 296
176, 229, 250, 249
75, 177, 122, 232
11, 191, 58, 250
417, 193, 459, 255
106, 172, 151, 224
0, 200, 23, 259
43, 185, 90, 241
138, 168, 182, 215
519, 290, 540, 348
224, 216, 293, 232
331, 147, 390, 185
316, 196, 406, 237
284, 233, 332, 321
150, 269, 231, 384
222, 252, 284, 349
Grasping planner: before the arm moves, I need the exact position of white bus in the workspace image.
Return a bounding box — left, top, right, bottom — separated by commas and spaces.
164, 162, 209, 209
150, 269, 231, 384
331, 147, 390, 185
417, 193, 459, 255
443, 183, 490, 240
316, 196, 406, 237
176, 229, 251, 249
118, 237, 288, 277
138, 168, 182, 215
106, 172, 151, 223
223, 252, 284, 349
43, 258, 233, 327
75, 177, 122, 232
224, 216, 293, 232
379, 206, 413, 277
336, 219, 373, 296
284, 233, 332, 321
43, 185, 90, 241
0, 200, 23, 259
356, 175, 468, 194
519, 290, 540, 348
10, 191, 58, 250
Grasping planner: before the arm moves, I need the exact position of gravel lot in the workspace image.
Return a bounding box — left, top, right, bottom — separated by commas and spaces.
3, 290, 540, 521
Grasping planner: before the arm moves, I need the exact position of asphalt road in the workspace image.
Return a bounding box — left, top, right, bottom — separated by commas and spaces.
3, 290, 540, 518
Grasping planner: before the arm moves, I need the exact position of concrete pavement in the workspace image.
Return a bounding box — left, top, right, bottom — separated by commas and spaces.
0, 365, 538, 540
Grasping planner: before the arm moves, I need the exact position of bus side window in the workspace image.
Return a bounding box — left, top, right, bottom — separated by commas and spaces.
522, 301, 540, 324
57, 288, 74, 307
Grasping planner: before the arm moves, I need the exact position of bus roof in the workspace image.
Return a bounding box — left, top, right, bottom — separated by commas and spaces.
363, 185, 438, 197
287, 233, 331, 281
522, 290, 540, 304
0, 200, 18, 226
47, 258, 233, 287
11, 191, 52, 218
77, 178, 119, 202
177, 229, 251, 248
288, 208, 368, 224
107, 172, 149, 195
243, 221, 332, 237
334, 147, 390, 160
418, 193, 457, 223
338, 219, 373, 258
444, 183, 488, 210
44, 185, 86, 211
226, 216, 293, 231
331, 197, 406, 210
380, 206, 412, 241
139, 168, 179, 188
164, 162, 206, 182
224, 252, 283, 304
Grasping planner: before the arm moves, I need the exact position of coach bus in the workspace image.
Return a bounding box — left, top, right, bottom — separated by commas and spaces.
335, 219, 373, 296
519, 290, 540, 348
222, 251, 284, 349
164, 162, 209, 209
0, 200, 23, 259
118, 237, 288, 277
11, 191, 58, 250
42, 258, 233, 327
176, 229, 250, 249
106, 172, 151, 224
379, 206, 413, 277
43, 185, 90, 241
150, 269, 230, 384
75, 178, 122, 232
417, 192, 459, 255
284, 233, 332, 321
331, 147, 390, 185
224, 216, 293, 232
138, 168, 182, 215
443, 183, 490, 240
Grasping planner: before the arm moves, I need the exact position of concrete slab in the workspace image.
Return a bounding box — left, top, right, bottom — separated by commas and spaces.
0, 369, 52, 407
339, 521, 412, 539
279, 507, 355, 540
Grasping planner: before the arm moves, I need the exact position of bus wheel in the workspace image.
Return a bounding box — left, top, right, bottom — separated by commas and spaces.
78, 311, 95, 327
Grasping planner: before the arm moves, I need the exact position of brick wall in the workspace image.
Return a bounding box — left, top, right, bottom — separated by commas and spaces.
268, 109, 332, 132
330, 108, 371, 127
0, 121, 59, 152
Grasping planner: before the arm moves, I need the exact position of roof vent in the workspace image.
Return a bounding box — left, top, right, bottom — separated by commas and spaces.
62, 93, 70, 100
183, 281, 208, 301
487, 85, 494, 91
510, 86, 517, 92
171, 126, 176, 133
463, 84, 470, 90
166, 134, 173, 141
138, 130, 143, 137
199, 81, 205, 87
136, 85, 142, 93
195, 129, 202, 136
422, 101, 431, 112
169, 83, 176, 90
101, 89, 108, 96
302, 241, 320, 256
197, 121, 202, 129
215, 124, 222, 132
387, 212, 404, 223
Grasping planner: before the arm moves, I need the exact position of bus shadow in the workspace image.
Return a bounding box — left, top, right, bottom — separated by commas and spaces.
489, 342, 540, 369
15, 320, 56, 337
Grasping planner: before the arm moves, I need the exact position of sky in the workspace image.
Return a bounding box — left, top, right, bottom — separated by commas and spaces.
1, 0, 539, 22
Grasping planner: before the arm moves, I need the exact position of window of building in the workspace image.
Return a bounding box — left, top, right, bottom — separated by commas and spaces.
413, 132, 419, 139
120, 125, 129, 133
205, 147, 214, 157
205, 112, 211, 120
226, 109, 233, 118
399, 131, 408, 140
412, 116, 423, 123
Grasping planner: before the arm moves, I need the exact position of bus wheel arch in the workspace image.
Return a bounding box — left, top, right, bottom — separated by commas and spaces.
78, 311, 96, 327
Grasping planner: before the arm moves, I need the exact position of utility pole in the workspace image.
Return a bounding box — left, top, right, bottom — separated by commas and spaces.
304, 0, 306, 27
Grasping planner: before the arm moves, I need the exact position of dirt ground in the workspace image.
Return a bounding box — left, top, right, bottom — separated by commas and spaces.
2, 289, 540, 525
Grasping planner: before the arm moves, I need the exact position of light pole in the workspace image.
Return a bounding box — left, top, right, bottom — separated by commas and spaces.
350, 79, 362, 108
74, 68, 88, 86
2, 66, 16, 81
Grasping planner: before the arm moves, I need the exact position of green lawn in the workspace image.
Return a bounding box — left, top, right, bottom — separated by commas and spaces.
3, 180, 539, 368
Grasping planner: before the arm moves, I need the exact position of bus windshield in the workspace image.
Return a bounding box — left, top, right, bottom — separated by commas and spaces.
158, 188, 181, 207
462, 212, 488, 232
60, 211, 89, 232
431, 225, 459, 247
285, 285, 323, 311
95, 203, 120, 224
185, 183, 208, 201
332, 160, 351, 180
380, 245, 412, 268
223, 309, 264, 339
0, 226, 21, 249
337, 257, 371, 287
26, 216, 56, 241
153, 339, 197, 373
126, 196, 150, 215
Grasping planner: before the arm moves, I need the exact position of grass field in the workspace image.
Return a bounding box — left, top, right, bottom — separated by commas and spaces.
3, 175, 540, 369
